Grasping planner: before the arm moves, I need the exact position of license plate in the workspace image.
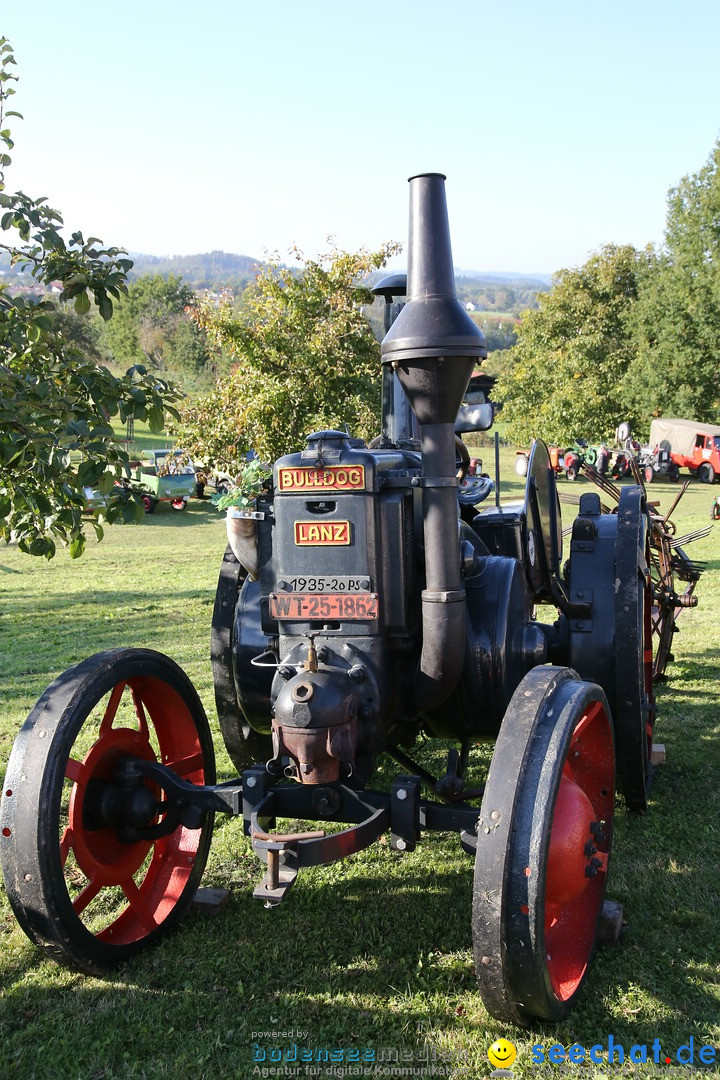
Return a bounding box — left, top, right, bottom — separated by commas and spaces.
270, 592, 379, 621
279, 577, 370, 593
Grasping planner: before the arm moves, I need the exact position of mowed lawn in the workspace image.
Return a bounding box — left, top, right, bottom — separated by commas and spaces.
0, 455, 718, 1079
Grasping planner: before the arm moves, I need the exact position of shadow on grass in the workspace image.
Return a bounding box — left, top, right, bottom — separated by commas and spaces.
1, 622, 718, 1074
2, 746, 720, 1074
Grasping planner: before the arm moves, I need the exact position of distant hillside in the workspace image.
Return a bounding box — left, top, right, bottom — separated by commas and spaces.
454, 273, 549, 317
0, 249, 550, 318
456, 270, 553, 288
127, 250, 264, 291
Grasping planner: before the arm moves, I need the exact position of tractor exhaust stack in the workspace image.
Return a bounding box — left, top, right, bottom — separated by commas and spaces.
381, 173, 487, 710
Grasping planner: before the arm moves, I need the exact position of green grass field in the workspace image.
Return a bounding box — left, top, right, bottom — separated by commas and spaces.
1, 452, 718, 1079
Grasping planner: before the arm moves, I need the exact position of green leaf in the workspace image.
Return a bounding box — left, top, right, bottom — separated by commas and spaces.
147, 405, 164, 434
77, 459, 103, 486
69, 534, 86, 559
28, 536, 55, 558
74, 290, 91, 315
98, 292, 113, 321
97, 471, 116, 494
121, 499, 142, 523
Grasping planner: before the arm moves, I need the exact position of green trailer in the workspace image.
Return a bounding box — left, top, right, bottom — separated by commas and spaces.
127, 449, 196, 513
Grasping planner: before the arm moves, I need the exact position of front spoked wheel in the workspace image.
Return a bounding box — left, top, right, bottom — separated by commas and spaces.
473, 667, 614, 1025
0, 649, 215, 974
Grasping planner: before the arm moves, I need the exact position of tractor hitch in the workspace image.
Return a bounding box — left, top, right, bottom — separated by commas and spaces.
242, 764, 481, 906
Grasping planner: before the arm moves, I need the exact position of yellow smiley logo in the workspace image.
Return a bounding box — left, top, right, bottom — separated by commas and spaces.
488, 1038, 517, 1069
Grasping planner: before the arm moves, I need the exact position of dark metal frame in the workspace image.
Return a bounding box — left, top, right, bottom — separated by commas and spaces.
103, 757, 482, 906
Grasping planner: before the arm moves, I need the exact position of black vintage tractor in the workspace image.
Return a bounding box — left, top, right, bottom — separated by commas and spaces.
1, 175, 661, 1025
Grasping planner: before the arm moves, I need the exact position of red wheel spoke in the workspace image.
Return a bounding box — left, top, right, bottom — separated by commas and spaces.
128, 682, 150, 741
164, 751, 203, 777
100, 682, 127, 734
121, 876, 159, 933
59, 827, 73, 868
72, 872, 102, 916
65, 757, 89, 787
569, 703, 601, 746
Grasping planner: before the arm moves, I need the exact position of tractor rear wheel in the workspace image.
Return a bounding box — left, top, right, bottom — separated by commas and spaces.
212, 547, 274, 772
614, 487, 655, 812
0, 649, 215, 974
566, 486, 654, 812
473, 667, 614, 1025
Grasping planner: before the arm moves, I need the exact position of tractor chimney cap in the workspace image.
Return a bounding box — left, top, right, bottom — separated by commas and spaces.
381, 172, 486, 364
407, 171, 447, 181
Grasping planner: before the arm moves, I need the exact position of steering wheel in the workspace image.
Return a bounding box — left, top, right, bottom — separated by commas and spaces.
455, 435, 471, 481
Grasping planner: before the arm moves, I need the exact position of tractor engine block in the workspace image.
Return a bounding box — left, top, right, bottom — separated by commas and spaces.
262, 431, 422, 784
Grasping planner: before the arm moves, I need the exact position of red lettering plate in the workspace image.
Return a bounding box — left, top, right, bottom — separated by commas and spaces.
294, 520, 351, 545
278, 465, 365, 492
270, 592, 379, 620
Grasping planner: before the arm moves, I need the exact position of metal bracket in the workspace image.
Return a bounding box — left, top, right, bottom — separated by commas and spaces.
390, 775, 421, 851
242, 764, 273, 836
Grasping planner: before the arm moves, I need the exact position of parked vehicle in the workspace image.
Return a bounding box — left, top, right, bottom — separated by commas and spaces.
635, 443, 680, 483
650, 418, 720, 483
515, 444, 563, 477
515, 440, 629, 482
81, 485, 109, 513
127, 449, 197, 512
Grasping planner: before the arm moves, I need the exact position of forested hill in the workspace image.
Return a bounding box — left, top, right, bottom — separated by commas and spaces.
0, 247, 550, 316
126, 253, 550, 312
455, 272, 550, 315
127, 250, 261, 291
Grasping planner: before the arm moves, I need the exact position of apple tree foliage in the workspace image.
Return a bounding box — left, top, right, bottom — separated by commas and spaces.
101, 273, 217, 393
624, 138, 720, 425
171, 242, 401, 470
0, 38, 181, 558
496, 244, 644, 446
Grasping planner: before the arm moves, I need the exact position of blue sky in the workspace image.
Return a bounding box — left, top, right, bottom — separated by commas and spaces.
3, 1, 720, 275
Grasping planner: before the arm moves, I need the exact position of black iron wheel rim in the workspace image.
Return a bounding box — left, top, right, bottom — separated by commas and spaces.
614, 487, 655, 812
473, 666, 614, 1025
0, 649, 215, 973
